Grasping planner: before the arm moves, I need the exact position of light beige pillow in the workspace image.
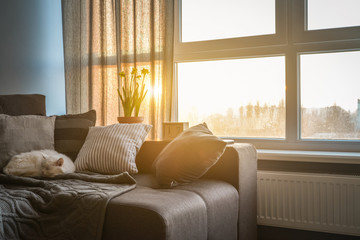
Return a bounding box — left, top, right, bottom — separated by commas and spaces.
75, 123, 152, 174
0, 114, 56, 171
152, 123, 227, 188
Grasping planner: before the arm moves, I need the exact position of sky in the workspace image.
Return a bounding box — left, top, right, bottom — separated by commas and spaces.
181, 0, 275, 42
178, 57, 285, 117
178, 0, 360, 119
307, 0, 360, 30
301, 51, 360, 112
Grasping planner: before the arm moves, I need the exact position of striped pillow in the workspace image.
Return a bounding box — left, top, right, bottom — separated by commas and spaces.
54, 110, 96, 161
75, 123, 152, 174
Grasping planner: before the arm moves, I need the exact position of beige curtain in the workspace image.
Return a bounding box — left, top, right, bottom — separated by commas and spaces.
62, 0, 174, 140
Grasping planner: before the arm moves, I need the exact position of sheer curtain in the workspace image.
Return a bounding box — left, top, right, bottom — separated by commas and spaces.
62, 0, 174, 139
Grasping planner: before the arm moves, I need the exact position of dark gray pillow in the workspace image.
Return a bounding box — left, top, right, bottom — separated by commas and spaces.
153, 123, 227, 188
0, 114, 56, 171
0, 94, 46, 116
54, 110, 96, 161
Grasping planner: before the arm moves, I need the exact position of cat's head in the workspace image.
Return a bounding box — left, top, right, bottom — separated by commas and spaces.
41, 154, 65, 177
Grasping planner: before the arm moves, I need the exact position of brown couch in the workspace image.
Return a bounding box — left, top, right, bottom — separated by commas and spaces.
0, 94, 257, 240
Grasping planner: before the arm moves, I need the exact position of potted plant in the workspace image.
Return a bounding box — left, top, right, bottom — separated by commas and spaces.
117, 67, 149, 123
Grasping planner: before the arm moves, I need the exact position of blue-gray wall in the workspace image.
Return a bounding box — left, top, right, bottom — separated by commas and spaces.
0, 0, 65, 115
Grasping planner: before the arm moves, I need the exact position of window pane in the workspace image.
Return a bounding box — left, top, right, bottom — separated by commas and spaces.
178, 57, 285, 138
181, 0, 275, 42
307, 0, 360, 30
300, 51, 360, 140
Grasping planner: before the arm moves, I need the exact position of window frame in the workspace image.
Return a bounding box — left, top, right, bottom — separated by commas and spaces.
174, 0, 287, 61
173, 0, 360, 153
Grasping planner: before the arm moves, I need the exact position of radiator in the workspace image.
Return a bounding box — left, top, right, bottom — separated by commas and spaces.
257, 171, 360, 236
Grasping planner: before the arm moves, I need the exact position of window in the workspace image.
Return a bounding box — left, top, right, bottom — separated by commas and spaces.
300, 51, 360, 140
181, 0, 275, 42
174, 0, 360, 152
178, 57, 285, 138
307, 0, 360, 30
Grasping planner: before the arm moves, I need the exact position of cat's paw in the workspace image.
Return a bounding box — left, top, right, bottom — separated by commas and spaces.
3, 167, 12, 175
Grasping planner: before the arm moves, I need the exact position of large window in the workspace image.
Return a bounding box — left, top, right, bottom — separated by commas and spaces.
181, 0, 275, 42
300, 51, 360, 140
174, 0, 360, 152
178, 57, 285, 138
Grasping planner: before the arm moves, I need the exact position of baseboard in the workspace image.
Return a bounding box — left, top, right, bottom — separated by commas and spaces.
257, 225, 359, 240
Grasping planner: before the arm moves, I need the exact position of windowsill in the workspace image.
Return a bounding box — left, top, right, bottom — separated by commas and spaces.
257, 149, 360, 164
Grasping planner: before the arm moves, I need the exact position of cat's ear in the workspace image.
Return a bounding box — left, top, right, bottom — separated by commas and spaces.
56, 158, 64, 167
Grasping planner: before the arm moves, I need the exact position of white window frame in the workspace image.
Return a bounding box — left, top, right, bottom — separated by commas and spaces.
174, 0, 360, 153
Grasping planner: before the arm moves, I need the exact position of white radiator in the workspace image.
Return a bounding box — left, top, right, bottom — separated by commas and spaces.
257, 171, 360, 236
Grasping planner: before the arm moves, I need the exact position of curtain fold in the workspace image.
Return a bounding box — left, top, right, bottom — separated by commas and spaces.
62, 0, 174, 140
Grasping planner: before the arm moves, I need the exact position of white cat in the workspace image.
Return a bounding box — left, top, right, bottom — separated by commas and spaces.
3, 149, 75, 177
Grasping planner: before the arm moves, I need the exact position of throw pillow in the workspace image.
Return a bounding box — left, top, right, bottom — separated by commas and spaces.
153, 123, 227, 188
0, 114, 56, 171
75, 123, 152, 174
54, 110, 96, 161
0, 94, 46, 116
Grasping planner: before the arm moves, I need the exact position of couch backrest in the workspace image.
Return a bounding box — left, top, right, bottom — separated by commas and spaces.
0, 94, 46, 116
135, 140, 170, 173
135, 141, 245, 191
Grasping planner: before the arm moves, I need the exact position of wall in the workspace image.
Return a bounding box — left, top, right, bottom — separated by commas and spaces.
0, 0, 65, 115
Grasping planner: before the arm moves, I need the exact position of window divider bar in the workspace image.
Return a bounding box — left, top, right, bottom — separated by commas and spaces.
285, 51, 299, 142
285, 1, 298, 142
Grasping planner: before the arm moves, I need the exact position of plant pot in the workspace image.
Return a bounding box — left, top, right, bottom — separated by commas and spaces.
117, 116, 144, 124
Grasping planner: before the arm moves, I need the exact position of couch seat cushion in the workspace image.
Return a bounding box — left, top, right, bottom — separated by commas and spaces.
102, 174, 238, 240
176, 180, 238, 240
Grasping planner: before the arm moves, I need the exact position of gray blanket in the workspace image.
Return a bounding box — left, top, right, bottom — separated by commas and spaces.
0, 172, 136, 240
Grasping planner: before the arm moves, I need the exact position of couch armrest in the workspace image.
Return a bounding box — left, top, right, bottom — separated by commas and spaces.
203, 143, 257, 240
136, 141, 257, 240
